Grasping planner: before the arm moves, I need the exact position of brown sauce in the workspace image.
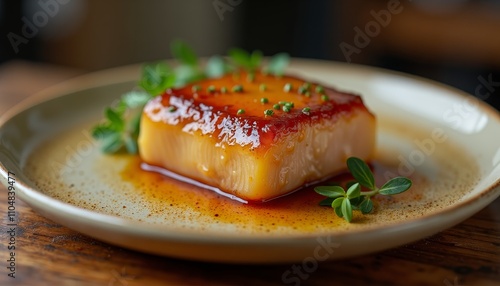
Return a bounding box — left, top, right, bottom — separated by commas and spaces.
24, 119, 480, 235
119, 154, 428, 232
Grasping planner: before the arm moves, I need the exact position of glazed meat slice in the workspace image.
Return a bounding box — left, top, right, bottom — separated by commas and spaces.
138, 71, 376, 202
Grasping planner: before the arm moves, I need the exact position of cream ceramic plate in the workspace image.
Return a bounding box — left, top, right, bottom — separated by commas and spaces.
1, 59, 500, 263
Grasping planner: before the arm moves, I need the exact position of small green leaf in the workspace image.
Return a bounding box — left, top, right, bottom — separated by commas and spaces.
101, 132, 123, 153
266, 53, 290, 76
139, 62, 176, 95
250, 50, 263, 70
123, 135, 138, 154
345, 181, 357, 189
173, 65, 205, 87
205, 56, 228, 78
91, 125, 115, 140
349, 196, 364, 207
121, 91, 151, 109
171, 40, 198, 66
105, 108, 124, 130
228, 49, 262, 72
347, 157, 375, 190
379, 177, 412, 195
341, 197, 353, 222
360, 199, 373, 214
229, 48, 251, 68
314, 185, 345, 198
346, 182, 361, 199
334, 206, 343, 218
331, 197, 344, 209
129, 113, 142, 138
319, 197, 334, 206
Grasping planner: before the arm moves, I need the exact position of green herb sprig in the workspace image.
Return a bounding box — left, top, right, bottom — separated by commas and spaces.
228, 48, 263, 73
91, 91, 150, 154
315, 157, 412, 223
92, 40, 290, 154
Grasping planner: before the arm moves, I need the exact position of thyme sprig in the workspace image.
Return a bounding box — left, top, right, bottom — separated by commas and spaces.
315, 157, 412, 222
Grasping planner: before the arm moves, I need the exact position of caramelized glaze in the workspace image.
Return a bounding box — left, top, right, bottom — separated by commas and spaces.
143, 72, 371, 151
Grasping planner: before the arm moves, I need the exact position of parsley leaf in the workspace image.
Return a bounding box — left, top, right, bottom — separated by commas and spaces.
266, 53, 290, 76
139, 62, 176, 95
205, 56, 230, 78
229, 48, 263, 72
171, 40, 198, 67
121, 91, 151, 109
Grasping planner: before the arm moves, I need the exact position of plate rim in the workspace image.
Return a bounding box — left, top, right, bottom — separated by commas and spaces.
1, 59, 500, 260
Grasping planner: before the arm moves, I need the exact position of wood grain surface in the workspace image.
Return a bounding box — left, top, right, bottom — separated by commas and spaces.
0, 61, 499, 286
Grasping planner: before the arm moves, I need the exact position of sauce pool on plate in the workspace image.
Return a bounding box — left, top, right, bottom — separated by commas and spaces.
24, 119, 480, 235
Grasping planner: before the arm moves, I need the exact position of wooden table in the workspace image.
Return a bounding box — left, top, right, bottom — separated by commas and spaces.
1, 61, 499, 285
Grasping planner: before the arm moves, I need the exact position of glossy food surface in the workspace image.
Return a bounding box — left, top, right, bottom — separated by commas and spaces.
138, 71, 376, 201
142, 71, 372, 151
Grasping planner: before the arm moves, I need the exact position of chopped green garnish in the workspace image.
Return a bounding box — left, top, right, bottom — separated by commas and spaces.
260, 97, 269, 104
298, 83, 312, 96
192, 85, 201, 92
207, 85, 216, 93
232, 85, 244, 92
298, 86, 307, 95
315, 157, 412, 223
302, 107, 311, 115
321, 94, 329, 101
237, 109, 245, 115
220, 86, 228, 93
283, 83, 292, 93
282, 105, 291, 113
259, 84, 267, 91
264, 109, 274, 116
315, 85, 325, 94
273, 103, 281, 110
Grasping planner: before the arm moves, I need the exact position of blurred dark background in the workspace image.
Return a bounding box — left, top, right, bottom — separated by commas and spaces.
0, 0, 499, 110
